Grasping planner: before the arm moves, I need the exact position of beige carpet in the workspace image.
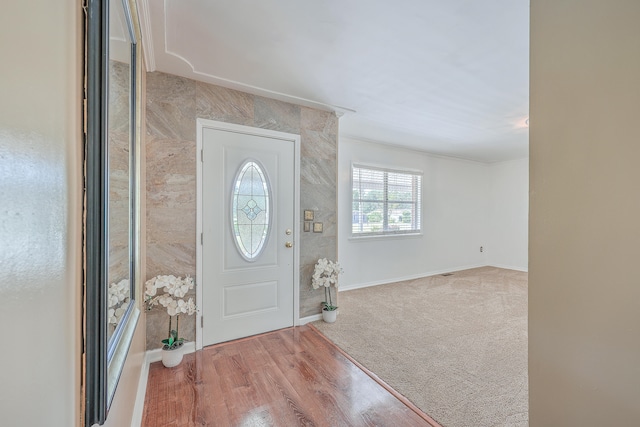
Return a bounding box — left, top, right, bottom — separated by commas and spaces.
312, 266, 528, 427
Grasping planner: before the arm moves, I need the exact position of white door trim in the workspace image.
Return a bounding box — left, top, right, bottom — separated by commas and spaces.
195, 118, 301, 351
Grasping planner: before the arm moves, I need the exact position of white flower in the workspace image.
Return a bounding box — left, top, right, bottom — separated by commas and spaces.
185, 298, 197, 315
108, 278, 131, 323
154, 275, 173, 293
145, 274, 197, 316
114, 303, 127, 319
108, 308, 117, 325
173, 282, 189, 298
176, 299, 189, 314
108, 279, 130, 307
108, 293, 119, 307
146, 276, 196, 313
145, 279, 158, 296
166, 299, 179, 316
144, 274, 198, 347
157, 294, 174, 308
311, 258, 343, 289
172, 297, 197, 316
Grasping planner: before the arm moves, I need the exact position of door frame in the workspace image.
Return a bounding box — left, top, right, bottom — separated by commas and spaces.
195, 118, 301, 350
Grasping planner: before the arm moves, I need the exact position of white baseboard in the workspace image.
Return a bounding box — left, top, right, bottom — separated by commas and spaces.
338, 263, 487, 292
130, 342, 198, 427
488, 263, 528, 272
130, 353, 150, 427
299, 313, 323, 324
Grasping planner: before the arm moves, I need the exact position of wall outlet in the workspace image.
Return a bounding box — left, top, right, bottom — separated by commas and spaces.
480, 246, 484, 252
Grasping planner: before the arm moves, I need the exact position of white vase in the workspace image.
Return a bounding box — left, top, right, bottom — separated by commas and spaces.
161, 343, 184, 368
322, 309, 337, 323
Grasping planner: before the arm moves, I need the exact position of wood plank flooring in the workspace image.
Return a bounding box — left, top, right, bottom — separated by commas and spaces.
142, 325, 436, 427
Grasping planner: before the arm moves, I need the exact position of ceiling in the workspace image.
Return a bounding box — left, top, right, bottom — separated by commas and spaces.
138, 0, 529, 162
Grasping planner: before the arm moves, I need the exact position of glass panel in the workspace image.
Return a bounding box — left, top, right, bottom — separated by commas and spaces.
238, 171, 252, 195
250, 224, 267, 253
386, 202, 417, 232
253, 195, 267, 211
106, 1, 132, 343
252, 209, 266, 225
232, 160, 271, 261
352, 201, 384, 234
237, 225, 252, 254
352, 165, 422, 236
251, 168, 267, 194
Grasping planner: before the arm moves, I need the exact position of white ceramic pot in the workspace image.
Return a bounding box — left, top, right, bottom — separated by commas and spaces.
161, 343, 184, 368
322, 308, 337, 323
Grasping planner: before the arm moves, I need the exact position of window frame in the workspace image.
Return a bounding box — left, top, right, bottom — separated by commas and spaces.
350, 163, 423, 238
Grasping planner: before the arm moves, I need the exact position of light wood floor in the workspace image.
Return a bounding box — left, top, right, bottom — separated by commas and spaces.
142, 325, 438, 426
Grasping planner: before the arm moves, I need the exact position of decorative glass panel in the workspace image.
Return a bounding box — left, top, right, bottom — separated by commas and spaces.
232, 160, 271, 261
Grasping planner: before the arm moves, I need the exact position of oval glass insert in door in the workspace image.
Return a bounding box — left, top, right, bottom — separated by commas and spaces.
231, 160, 271, 261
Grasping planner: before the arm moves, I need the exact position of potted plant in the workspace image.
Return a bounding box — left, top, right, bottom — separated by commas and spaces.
145, 275, 197, 367
311, 258, 343, 323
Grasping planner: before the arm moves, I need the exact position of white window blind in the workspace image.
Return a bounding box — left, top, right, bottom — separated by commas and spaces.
352, 164, 422, 236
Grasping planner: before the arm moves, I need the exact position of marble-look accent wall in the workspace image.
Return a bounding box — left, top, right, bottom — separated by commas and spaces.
145, 71, 338, 349
108, 60, 132, 285
108, 60, 132, 342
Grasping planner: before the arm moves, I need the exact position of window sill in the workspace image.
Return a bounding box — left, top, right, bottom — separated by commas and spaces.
348, 233, 423, 242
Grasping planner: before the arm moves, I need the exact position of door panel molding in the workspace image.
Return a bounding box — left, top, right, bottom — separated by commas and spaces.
196, 119, 301, 350
223, 280, 279, 318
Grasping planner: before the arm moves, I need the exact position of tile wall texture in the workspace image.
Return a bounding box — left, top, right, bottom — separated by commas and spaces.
108, 60, 133, 342
145, 71, 338, 349
108, 60, 132, 285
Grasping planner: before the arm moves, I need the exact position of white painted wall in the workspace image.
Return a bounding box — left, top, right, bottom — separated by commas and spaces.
487, 157, 529, 271
338, 138, 529, 289
0, 1, 82, 425
338, 138, 490, 289
1, 2, 147, 426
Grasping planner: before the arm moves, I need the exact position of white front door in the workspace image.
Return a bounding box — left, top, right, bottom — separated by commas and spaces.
198, 121, 298, 346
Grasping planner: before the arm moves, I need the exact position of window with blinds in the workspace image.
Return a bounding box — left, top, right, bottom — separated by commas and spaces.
352, 164, 422, 236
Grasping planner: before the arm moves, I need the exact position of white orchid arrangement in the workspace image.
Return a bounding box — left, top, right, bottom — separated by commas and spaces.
108, 279, 130, 326
145, 275, 197, 350
311, 258, 343, 312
